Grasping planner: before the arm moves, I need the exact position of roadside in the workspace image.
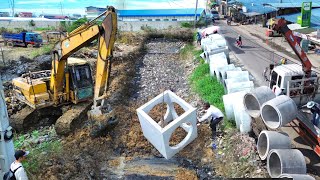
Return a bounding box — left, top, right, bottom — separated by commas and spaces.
217, 20, 320, 178
230, 22, 320, 69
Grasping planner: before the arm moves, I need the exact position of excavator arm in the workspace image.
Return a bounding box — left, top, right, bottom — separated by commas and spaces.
272, 18, 312, 77
50, 6, 117, 112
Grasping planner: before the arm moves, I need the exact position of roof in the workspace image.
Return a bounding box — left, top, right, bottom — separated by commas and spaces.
117, 8, 205, 17
264, 2, 320, 8
277, 8, 320, 29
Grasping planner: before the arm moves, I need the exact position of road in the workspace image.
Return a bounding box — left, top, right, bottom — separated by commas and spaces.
215, 21, 320, 176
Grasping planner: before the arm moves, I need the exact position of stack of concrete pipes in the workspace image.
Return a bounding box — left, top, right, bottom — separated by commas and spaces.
201, 35, 254, 133
200, 34, 230, 64
243, 86, 314, 180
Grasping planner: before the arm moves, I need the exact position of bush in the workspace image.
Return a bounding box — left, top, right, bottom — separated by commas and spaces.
180, 22, 193, 28
67, 17, 88, 33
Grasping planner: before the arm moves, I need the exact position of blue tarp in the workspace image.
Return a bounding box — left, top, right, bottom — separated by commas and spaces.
118, 8, 205, 17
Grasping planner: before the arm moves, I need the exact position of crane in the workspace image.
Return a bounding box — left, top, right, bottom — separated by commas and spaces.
11, 6, 117, 134
261, 18, 320, 157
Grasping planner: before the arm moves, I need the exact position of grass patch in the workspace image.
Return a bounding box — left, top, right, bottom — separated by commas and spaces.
14, 128, 62, 176
180, 22, 193, 28
189, 63, 236, 129
30, 44, 54, 59
35, 26, 56, 31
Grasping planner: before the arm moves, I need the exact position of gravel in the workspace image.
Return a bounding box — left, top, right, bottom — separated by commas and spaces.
133, 38, 195, 103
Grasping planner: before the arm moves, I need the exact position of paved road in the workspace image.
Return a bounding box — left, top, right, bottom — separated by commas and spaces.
217, 21, 285, 86
215, 21, 320, 175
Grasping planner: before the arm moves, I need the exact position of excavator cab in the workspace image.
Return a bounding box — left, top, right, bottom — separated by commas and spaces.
67, 58, 93, 104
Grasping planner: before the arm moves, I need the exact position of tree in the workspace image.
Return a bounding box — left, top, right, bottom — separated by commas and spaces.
29, 20, 36, 27
66, 17, 88, 33
14, 13, 18, 17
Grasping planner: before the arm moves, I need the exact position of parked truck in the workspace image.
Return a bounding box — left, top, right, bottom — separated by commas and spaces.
2, 32, 42, 47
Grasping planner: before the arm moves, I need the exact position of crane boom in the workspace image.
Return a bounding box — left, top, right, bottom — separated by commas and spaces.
272, 18, 312, 77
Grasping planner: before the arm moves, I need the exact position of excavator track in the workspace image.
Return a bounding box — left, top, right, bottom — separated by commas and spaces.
55, 102, 92, 135
10, 106, 62, 132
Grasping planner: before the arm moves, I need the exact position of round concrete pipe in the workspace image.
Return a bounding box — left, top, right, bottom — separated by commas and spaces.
261, 95, 297, 129
243, 86, 276, 118
257, 131, 290, 160
279, 174, 315, 180
267, 149, 306, 178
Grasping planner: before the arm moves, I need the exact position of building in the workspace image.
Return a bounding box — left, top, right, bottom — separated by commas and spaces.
117, 9, 205, 22
18, 12, 32, 18
39, 14, 69, 20
85, 6, 205, 22
85, 6, 107, 18
0, 12, 9, 17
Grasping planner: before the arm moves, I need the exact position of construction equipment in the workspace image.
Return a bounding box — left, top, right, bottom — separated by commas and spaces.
261, 18, 320, 157
2, 31, 43, 47
11, 6, 117, 134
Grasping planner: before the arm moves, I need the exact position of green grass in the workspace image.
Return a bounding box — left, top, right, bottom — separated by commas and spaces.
34, 26, 55, 31
180, 22, 193, 28
30, 44, 54, 59
14, 129, 62, 176
189, 63, 236, 129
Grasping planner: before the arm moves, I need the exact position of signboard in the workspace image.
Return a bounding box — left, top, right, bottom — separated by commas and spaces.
301, 2, 312, 27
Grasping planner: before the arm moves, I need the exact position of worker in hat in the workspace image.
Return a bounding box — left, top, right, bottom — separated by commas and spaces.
10, 150, 29, 180
198, 102, 224, 141
307, 101, 320, 127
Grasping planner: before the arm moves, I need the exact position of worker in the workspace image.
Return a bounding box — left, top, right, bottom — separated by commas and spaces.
10, 150, 29, 180
306, 101, 320, 127
196, 32, 202, 45
198, 102, 224, 140
279, 57, 287, 65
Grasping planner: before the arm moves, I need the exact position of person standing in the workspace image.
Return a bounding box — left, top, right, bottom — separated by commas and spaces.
196, 32, 202, 45
198, 102, 224, 140
307, 101, 320, 127
10, 150, 29, 180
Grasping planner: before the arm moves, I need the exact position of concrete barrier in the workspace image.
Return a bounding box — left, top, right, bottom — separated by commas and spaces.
216, 64, 235, 81
209, 52, 228, 77
225, 81, 254, 94
261, 95, 297, 129
136, 90, 197, 159
243, 86, 276, 118
267, 149, 306, 178
278, 174, 315, 180
257, 131, 291, 160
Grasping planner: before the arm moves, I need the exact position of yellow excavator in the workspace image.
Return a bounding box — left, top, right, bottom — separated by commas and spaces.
11, 6, 117, 134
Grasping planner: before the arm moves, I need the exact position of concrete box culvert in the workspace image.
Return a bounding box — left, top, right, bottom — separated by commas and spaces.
267, 149, 306, 178
257, 131, 290, 160
279, 174, 315, 180
243, 86, 276, 118
261, 95, 297, 129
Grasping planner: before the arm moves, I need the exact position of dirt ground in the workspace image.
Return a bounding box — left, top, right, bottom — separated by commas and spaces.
1, 30, 293, 179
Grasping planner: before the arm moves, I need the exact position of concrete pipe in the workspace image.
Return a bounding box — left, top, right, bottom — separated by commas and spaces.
261, 95, 297, 129
279, 174, 315, 180
257, 131, 290, 160
243, 86, 276, 118
217, 64, 235, 82
267, 149, 306, 178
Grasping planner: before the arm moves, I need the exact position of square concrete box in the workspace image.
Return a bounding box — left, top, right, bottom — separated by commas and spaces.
136, 90, 197, 159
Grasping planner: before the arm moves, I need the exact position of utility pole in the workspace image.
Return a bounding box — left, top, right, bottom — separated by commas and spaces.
0, 74, 15, 174
194, 0, 199, 28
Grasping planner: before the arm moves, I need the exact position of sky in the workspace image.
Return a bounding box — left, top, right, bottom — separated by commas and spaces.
0, 0, 206, 15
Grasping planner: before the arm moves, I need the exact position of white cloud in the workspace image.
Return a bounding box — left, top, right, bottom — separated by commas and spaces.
0, 8, 86, 15
16, 0, 62, 4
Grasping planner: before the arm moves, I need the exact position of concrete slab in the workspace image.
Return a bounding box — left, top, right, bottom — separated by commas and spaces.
136, 90, 197, 159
